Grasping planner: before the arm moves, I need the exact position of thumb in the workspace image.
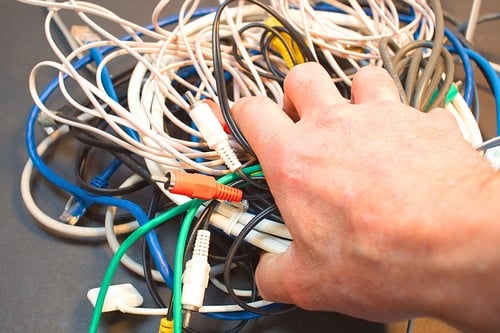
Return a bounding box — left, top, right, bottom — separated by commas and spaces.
255, 250, 296, 304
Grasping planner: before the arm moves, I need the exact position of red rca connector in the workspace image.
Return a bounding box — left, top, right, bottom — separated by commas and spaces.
185, 92, 241, 171
201, 99, 231, 134
164, 170, 243, 202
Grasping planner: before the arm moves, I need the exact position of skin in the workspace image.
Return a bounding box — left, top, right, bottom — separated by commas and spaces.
231, 63, 500, 332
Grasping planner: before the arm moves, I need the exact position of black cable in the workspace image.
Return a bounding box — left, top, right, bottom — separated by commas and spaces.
183, 200, 219, 263
61, 114, 132, 153
110, 151, 154, 182
406, 319, 414, 333
74, 145, 150, 196
222, 260, 255, 333
248, 200, 282, 223
83, 206, 135, 224
65, 114, 154, 185
212, 0, 315, 156
208, 229, 261, 262
225, 319, 249, 333
235, 21, 302, 81
236, 169, 269, 191
223, 204, 295, 315
231, 24, 286, 81
259, 31, 288, 80
457, 12, 500, 34
142, 187, 167, 308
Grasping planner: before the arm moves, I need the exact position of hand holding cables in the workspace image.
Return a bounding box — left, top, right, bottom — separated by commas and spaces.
231, 63, 500, 332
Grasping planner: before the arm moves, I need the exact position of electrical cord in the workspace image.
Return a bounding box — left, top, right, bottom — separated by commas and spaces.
212, 0, 316, 156
75, 145, 150, 196
20, 118, 139, 240
444, 28, 474, 107
379, 0, 453, 111
22, 1, 500, 333
465, 48, 500, 136
143, 187, 168, 309
464, 0, 483, 42
406, 319, 414, 333
223, 204, 295, 315
23, 4, 289, 331
24, 15, 186, 292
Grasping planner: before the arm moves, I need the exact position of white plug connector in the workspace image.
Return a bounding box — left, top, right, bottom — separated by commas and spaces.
185, 92, 242, 172
87, 283, 143, 313
37, 111, 58, 135
207, 201, 291, 253
485, 146, 500, 170
182, 229, 211, 312
70, 25, 101, 46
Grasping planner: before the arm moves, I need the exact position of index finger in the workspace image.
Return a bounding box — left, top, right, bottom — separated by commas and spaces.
284, 62, 349, 119
231, 96, 293, 160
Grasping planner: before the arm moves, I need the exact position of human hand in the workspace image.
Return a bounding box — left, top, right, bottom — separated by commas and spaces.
231, 63, 500, 331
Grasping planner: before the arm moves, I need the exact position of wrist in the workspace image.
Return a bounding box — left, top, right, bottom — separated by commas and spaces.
415, 166, 500, 332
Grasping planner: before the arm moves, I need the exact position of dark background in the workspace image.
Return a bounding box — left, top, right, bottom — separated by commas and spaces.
1, 1, 497, 332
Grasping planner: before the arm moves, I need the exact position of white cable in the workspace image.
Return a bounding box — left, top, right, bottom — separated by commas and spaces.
115, 300, 273, 316
20, 119, 138, 241
445, 101, 472, 144
116, 303, 170, 316
24, 0, 436, 181
199, 300, 273, 313
465, 0, 483, 42
490, 61, 500, 74
209, 275, 253, 298
40, 0, 80, 51
209, 212, 290, 253
450, 92, 483, 147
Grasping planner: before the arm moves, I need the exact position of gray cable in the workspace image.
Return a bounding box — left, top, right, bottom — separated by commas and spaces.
379, 37, 409, 105
412, 0, 445, 110
404, 48, 423, 104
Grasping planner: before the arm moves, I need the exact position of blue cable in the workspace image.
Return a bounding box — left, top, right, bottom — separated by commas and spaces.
62, 47, 129, 223
27, 9, 260, 321
89, 47, 140, 141
27, 88, 175, 287
30, 3, 500, 324
465, 48, 500, 136
314, 2, 414, 23
89, 48, 119, 101
444, 29, 474, 107
27, 12, 207, 291
62, 158, 123, 223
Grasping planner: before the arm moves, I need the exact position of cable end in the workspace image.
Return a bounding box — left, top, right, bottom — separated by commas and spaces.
87, 283, 143, 313
158, 318, 174, 333
60, 195, 89, 225
165, 171, 243, 202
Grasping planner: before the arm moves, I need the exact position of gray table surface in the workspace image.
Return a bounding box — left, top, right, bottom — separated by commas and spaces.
1, 1, 497, 332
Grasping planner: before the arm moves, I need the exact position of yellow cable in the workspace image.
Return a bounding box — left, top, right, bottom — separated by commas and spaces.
264, 17, 304, 68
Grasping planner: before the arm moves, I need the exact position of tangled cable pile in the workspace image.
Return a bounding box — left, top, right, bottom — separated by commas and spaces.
18, 0, 500, 332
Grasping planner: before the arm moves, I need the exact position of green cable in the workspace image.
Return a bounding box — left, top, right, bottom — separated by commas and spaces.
173, 201, 203, 333
88, 199, 195, 333
424, 83, 458, 112
172, 164, 262, 333
88, 165, 262, 333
